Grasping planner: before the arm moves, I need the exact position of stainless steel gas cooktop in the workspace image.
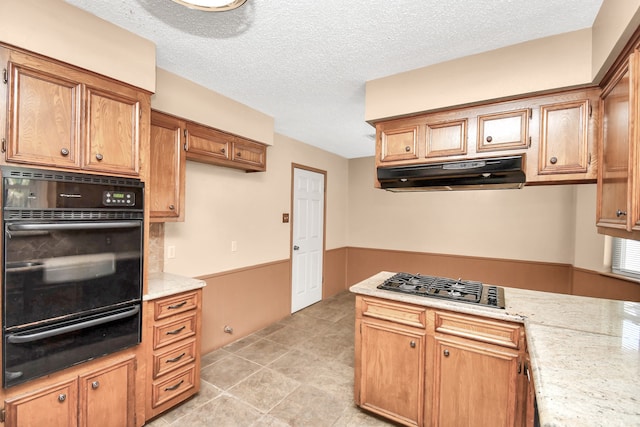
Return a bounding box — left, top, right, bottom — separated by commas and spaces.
377, 272, 505, 309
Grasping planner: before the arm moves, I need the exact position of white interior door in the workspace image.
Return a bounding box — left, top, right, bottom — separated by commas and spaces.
291, 167, 325, 313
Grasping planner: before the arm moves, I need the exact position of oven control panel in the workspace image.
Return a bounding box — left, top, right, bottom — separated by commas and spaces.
103, 191, 136, 206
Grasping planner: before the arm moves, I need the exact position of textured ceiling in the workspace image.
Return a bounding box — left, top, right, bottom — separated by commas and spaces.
64, 0, 604, 159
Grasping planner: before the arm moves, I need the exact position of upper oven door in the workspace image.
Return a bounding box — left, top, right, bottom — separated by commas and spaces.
3, 220, 143, 329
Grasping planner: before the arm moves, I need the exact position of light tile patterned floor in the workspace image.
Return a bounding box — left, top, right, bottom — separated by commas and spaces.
145, 291, 395, 427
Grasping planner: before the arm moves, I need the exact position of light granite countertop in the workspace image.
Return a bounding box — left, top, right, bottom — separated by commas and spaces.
145, 272, 206, 301
350, 271, 640, 427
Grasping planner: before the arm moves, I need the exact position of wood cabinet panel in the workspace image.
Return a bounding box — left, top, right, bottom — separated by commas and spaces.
477, 109, 529, 152
431, 335, 520, 427
359, 320, 425, 427
151, 365, 197, 409
4, 379, 78, 427
379, 124, 420, 163
597, 51, 640, 237
185, 122, 230, 162
78, 357, 135, 427
425, 119, 467, 158
360, 296, 427, 328
153, 290, 199, 320
153, 312, 197, 349
232, 138, 266, 170
153, 339, 197, 379
150, 111, 186, 221
433, 310, 521, 349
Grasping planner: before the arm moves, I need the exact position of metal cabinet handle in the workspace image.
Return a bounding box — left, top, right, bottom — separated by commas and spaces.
443, 349, 450, 357
404, 146, 411, 152
550, 156, 557, 164
221, 148, 226, 154
616, 209, 627, 217
293, 245, 300, 250
168, 301, 187, 310
164, 380, 184, 391
166, 352, 186, 363
95, 153, 104, 161
166, 326, 186, 335
91, 381, 99, 390
410, 341, 416, 348
58, 394, 66, 402
60, 148, 69, 156
169, 204, 175, 210
486, 136, 493, 143
237, 152, 242, 157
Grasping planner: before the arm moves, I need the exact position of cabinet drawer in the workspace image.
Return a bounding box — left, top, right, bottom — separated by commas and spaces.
151, 365, 197, 409
153, 291, 198, 321
153, 339, 197, 379
360, 297, 427, 329
434, 311, 521, 349
153, 312, 197, 349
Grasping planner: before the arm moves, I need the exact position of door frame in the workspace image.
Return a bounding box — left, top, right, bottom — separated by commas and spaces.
290, 163, 328, 308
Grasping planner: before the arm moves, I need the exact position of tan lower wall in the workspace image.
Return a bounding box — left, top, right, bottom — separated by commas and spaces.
196, 247, 639, 353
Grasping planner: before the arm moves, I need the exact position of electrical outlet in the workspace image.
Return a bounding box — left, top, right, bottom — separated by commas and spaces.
282, 213, 289, 223
167, 245, 176, 259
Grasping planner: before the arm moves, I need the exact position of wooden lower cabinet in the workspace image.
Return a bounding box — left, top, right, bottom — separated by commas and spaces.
145, 289, 202, 420
430, 335, 520, 427
355, 295, 527, 427
3, 356, 136, 427
358, 320, 425, 426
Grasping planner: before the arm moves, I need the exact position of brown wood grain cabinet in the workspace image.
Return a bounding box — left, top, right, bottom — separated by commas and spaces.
355, 295, 527, 427
150, 111, 186, 222
145, 290, 202, 421
597, 50, 640, 239
185, 121, 267, 172
3, 356, 136, 427
1, 45, 147, 176
373, 87, 600, 186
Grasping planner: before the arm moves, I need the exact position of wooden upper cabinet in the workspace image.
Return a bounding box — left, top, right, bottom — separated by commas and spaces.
377, 120, 420, 163
597, 51, 640, 237
185, 121, 267, 172
1, 45, 148, 176
150, 111, 186, 222
5, 49, 81, 169
425, 119, 467, 158
477, 109, 530, 152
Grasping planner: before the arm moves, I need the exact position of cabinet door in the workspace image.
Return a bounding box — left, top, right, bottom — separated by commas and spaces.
5, 49, 81, 169
185, 122, 231, 163
477, 109, 529, 152
232, 138, 266, 171
83, 83, 140, 176
78, 357, 135, 427
432, 335, 519, 427
359, 320, 425, 427
538, 100, 591, 175
425, 119, 467, 158
4, 378, 78, 427
598, 55, 633, 232
377, 122, 420, 163
150, 111, 186, 221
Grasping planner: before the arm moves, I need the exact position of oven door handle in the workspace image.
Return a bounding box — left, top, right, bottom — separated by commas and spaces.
7, 221, 141, 232
6, 305, 140, 344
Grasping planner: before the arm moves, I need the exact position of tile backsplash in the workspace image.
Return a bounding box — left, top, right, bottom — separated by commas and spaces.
148, 223, 164, 273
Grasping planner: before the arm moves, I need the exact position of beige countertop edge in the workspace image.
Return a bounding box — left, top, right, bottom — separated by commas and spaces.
144, 272, 206, 301
349, 271, 640, 427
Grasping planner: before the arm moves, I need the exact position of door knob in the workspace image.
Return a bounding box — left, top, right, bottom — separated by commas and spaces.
293, 245, 300, 250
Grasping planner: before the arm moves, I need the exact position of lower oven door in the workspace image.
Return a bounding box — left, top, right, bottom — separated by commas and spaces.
3, 304, 141, 388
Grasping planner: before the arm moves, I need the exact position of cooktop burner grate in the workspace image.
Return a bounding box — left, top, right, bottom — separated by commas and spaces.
377, 272, 505, 309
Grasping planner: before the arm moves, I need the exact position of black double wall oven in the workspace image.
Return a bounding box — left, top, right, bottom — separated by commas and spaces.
1, 167, 144, 388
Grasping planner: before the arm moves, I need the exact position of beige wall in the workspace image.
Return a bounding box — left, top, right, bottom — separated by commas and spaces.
0, 0, 156, 92
347, 157, 606, 271
163, 133, 349, 277
152, 69, 274, 145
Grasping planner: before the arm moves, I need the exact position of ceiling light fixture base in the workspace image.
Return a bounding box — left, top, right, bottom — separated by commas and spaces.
171, 0, 248, 12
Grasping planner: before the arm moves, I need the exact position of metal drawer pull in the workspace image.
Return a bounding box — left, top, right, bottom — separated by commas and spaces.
164, 380, 184, 391
166, 353, 186, 363
92, 381, 100, 390
410, 341, 416, 348
443, 349, 450, 357
166, 326, 186, 335
58, 394, 66, 403
616, 209, 627, 217
95, 153, 104, 161
168, 301, 187, 310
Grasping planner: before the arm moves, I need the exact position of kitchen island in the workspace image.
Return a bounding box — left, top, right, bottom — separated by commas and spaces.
350, 271, 640, 427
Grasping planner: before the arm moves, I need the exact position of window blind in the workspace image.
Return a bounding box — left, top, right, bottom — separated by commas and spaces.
612, 238, 640, 279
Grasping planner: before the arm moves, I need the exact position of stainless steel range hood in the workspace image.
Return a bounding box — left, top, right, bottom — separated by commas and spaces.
377, 155, 526, 191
